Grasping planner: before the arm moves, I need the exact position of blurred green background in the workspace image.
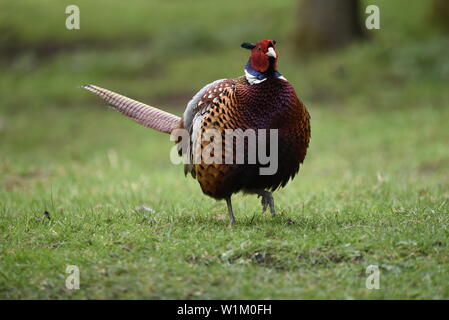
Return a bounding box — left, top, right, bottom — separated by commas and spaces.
1, 0, 448, 111
0, 0, 448, 299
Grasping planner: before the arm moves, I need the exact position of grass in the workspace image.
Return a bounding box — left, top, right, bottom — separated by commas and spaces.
0, 0, 448, 299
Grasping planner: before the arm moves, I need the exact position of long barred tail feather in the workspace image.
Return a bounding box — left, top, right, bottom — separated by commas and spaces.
81, 84, 181, 134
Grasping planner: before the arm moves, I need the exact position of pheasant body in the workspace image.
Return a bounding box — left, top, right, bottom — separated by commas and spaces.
179, 75, 310, 200
82, 39, 311, 225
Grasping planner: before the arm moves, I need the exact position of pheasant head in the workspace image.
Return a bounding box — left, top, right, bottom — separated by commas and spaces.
241, 39, 284, 84
241, 39, 278, 73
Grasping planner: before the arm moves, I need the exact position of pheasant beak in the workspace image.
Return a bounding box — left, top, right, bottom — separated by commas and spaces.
266, 47, 277, 59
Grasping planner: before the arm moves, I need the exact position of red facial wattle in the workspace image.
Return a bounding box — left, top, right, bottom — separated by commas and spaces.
249, 40, 278, 73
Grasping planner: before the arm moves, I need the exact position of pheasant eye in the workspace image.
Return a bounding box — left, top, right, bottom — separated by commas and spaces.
257, 46, 262, 52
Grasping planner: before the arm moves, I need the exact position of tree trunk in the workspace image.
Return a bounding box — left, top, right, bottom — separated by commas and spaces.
432, 0, 449, 32
295, 0, 364, 52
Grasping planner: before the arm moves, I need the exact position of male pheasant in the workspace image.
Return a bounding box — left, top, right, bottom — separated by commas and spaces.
82, 39, 310, 225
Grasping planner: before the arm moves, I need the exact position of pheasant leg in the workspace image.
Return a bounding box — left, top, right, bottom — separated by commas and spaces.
225, 197, 235, 226
255, 190, 276, 217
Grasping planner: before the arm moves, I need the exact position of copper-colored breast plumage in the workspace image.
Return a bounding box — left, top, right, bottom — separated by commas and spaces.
179, 75, 311, 200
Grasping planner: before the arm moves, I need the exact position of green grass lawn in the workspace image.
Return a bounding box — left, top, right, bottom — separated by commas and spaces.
0, 0, 448, 299
1, 104, 448, 299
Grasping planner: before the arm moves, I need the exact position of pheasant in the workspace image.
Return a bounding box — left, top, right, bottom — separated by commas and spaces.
82, 39, 311, 225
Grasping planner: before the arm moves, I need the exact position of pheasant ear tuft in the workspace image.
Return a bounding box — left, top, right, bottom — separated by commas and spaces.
241, 42, 256, 50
